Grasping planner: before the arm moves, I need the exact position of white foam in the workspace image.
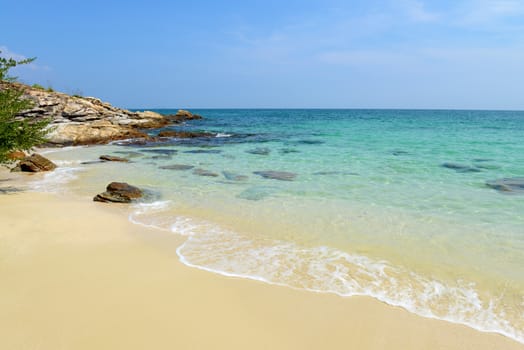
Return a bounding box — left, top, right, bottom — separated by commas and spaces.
215, 133, 232, 138
28, 166, 84, 193
129, 212, 524, 344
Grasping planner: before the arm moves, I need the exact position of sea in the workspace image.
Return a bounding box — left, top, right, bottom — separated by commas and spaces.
31, 109, 524, 343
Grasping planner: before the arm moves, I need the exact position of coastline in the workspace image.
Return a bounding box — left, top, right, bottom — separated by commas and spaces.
1, 189, 522, 349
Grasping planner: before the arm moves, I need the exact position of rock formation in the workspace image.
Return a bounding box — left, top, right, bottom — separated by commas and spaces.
1, 82, 201, 146
93, 182, 143, 203
11, 153, 57, 172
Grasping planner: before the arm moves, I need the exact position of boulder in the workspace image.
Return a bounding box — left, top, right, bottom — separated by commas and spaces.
11, 154, 57, 172
486, 178, 524, 194
166, 109, 203, 122
93, 182, 143, 203
253, 170, 297, 181
99, 155, 129, 162
6, 151, 27, 160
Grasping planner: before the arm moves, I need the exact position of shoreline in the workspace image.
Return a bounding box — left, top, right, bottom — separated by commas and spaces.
1, 187, 522, 349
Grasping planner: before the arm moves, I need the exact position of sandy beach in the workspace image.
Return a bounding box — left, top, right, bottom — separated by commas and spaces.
0, 190, 521, 350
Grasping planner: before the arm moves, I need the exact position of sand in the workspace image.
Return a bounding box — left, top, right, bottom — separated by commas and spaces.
0, 191, 522, 350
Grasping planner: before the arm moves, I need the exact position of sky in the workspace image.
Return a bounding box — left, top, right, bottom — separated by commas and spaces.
2, 0, 524, 109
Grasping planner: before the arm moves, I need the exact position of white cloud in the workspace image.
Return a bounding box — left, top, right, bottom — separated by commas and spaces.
457, 0, 524, 25
401, 0, 441, 22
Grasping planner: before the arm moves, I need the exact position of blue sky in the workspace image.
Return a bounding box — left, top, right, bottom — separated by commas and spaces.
2, 0, 524, 109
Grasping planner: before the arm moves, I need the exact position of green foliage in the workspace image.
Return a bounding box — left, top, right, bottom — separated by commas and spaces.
46, 86, 54, 92
32, 83, 45, 90
0, 51, 51, 163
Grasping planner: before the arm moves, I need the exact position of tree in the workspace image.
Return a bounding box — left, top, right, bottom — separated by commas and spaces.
0, 52, 51, 163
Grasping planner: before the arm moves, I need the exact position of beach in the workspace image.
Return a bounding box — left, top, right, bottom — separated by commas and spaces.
0, 190, 522, 349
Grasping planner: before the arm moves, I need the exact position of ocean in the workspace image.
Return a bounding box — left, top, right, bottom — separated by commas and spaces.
34, 109, 524, 343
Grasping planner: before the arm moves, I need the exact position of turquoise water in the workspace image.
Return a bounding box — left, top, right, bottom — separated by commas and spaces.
34, 109, 524, 343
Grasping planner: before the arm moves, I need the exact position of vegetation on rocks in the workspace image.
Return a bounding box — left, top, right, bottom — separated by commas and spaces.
0, 52, 50, 163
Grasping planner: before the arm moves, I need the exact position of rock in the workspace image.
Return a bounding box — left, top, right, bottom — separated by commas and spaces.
157, 130, 214, 138
113, 151, 144, 158
99, 155, 129, 162
441, 162, 481, 173
237, 186, 277, 201
253, 170, 297, 181
296, 139, 324, 145
159, 164, 195, 171
11, 154, 57, 172
183, 149, 222, 154
6, 151, 26, 160
1, 81, 171, 146
93, 182, 143, 203
193, 168, 219, 177
165, 110, 203, 122
141, 149, 178, 155
486, 178, 524, 194
279, 148, 299, 154
222, 171, 248, 182
246, 147, 271, 155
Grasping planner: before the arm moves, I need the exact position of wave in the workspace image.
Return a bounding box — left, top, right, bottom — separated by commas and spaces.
129, 206, 524, 345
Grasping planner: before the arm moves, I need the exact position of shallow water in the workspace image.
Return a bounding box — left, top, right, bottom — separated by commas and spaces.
32, 109, 524, 343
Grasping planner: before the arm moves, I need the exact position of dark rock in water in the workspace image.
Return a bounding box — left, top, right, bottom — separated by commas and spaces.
253, 170, 297, 181
237, 186, 277, 201
81, 160, 106, 165
184, 149, 222, 154
193, 168, 219, 177
157, 130, 215, 138
149, 155, 172, 160
142, 149, 178, 155
279, 148, 300, 154
159, 164, 195, 171
93, 182, 143, 203
392, 150, 409, 156
296, 139, 324, 145
486, 178, 524, 194
222, 171, 248, 182
441, 162, 481, 173
165, 109, 203, 122
473, 158, 494, 162
11, 154, 57, 172
475, 164, 500, 170
313, 171, 359, 176
113, 151, 144, 158
246, 147, 271, 156
100, 155, 129, 162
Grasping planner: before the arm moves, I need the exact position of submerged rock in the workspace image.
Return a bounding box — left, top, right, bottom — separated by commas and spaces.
279, 148, 300, 154
253, 170, 297, 181
93, 182, 143, 203
237, 186, 277, 201
222, 171, 249, 182
441, 162, 481, 173
99, 155, 129, 162
11, 154, 57, 172
184, 149, 222, 154
246, 147, 271, 156
113, 151, 144, 158
142, 149, 178, 155
295, 139, 324, 145
157, 130, 214, 138
486, 178, 524, 194
193, 168, 219, 177
159, 164, 195, 171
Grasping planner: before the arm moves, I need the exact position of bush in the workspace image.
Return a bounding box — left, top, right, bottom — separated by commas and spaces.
0, 51, 51, 163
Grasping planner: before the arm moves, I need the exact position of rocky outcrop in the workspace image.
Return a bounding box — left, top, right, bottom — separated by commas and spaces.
11, 153, 57, 172
93, 182, 143, 203
1, 82, 171, 146
165, 109, 203, 122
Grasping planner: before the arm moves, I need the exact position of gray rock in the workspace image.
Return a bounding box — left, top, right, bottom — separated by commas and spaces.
486, 178, 524, 194
93, 182, 143, 203
222, 171, 248, 182
159, 164, 195, 171
441, 162, 481, 173
246, 147, 271, 155
237, 186, 277, 201
99, 155, 129, 162
193, 168, 219, 177
253, 170, 297, 181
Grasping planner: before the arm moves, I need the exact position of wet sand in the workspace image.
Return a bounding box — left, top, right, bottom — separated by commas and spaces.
0, 191, 522, 350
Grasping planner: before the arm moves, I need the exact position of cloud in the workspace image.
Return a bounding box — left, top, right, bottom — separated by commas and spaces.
456, 0, 524, 26
400, 0, 441, 22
